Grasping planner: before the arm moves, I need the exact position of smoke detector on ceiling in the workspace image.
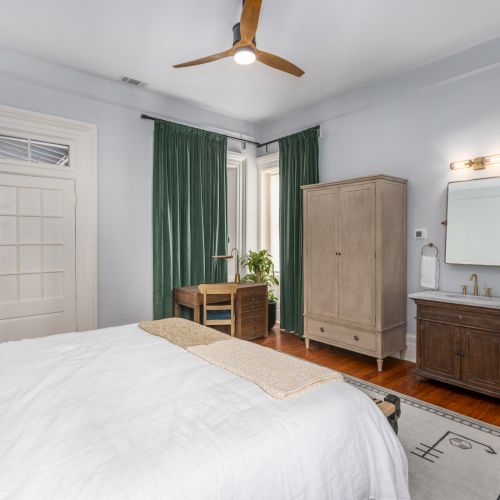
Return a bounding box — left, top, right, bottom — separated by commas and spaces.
120, 76, 146, 87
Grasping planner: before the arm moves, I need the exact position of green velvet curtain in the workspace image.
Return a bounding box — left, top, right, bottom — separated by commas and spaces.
279, 127, 319, 336
153, 120, 228, 319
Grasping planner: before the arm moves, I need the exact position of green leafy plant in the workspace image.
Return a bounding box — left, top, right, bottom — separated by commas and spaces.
241, 249, 279, 302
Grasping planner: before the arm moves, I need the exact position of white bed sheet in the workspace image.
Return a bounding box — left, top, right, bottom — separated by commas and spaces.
0, 324, 409, 500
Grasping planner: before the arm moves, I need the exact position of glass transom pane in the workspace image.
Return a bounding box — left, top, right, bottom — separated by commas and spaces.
0, 134, 69, 167
31, 140, 69, 166
0, 135, 29, 162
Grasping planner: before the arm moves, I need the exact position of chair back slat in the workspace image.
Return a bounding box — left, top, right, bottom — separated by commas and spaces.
198, 283, 237, 336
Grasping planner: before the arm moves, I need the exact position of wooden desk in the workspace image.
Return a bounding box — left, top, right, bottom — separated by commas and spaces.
173, 283, 268, 340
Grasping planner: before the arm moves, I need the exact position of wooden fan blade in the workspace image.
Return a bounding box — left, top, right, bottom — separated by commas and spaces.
240, 0, 262, 44
256, 50, 304, 77
173, 48, 234, 68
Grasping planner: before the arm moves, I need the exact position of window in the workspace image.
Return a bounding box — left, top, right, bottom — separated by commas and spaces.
258, 153, 280, 270
258, 152, 280, 321
0, 134, 69, 166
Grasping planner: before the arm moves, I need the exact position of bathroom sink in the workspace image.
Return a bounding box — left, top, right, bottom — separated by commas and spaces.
409, 290, 500, 309
444, 293, 497, 302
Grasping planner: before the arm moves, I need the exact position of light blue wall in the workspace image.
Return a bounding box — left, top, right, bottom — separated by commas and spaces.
259, 38, 500, 352
4, 36, 500, 349
0, 49, 258, 328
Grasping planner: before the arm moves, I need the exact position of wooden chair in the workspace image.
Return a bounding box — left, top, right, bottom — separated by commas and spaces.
198, 283, 238, 337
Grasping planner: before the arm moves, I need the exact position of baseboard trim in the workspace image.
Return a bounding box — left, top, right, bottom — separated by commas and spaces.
390, 333, 416, 363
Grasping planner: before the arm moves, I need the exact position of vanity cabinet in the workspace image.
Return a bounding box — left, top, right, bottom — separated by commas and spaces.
414, 299, 500, 398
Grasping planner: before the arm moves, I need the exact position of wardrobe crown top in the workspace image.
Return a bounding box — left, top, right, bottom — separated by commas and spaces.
301, 174, 407, 190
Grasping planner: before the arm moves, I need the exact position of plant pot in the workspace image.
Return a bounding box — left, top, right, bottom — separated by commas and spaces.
268, 301, 277, 330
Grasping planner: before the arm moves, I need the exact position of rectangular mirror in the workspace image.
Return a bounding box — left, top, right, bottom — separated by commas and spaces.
446, 177, 500, 266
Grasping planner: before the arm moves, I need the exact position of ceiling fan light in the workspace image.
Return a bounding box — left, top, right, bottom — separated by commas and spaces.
234, 46, 256, 65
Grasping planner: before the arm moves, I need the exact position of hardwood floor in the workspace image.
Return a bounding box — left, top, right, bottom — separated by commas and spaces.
253, 327, 500, 426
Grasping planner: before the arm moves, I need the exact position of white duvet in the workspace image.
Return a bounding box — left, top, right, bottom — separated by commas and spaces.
0, 324, 409, 500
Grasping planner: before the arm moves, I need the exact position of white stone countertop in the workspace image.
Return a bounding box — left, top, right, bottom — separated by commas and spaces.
408, 290, 500, 310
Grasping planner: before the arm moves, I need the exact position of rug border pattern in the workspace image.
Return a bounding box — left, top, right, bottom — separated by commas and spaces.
344, 375, 500, 437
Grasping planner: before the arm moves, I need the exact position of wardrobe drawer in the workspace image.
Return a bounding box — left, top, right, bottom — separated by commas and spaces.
306, 318, 376, 352
418, 304, 500, 331
332, 325, 376, 352
306, 318, 337, 341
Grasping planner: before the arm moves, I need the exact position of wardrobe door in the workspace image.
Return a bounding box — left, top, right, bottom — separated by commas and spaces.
304, 188, 339, 318
338, 183, 376, 325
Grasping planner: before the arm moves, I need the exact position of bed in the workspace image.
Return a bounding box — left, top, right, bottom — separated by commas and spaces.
0, 323, 409, 499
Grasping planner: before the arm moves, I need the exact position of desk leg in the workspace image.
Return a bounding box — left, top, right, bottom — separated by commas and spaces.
193, 301, 201, 324
174, 303, 181, 318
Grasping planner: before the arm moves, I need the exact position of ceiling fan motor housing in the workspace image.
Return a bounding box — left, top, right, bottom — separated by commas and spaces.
232, 23, 256, 46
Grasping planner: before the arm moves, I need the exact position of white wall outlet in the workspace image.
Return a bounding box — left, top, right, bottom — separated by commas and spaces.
414, 228, 427, 239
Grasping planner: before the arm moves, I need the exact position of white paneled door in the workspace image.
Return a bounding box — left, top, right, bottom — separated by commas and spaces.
0, 173, 75, 341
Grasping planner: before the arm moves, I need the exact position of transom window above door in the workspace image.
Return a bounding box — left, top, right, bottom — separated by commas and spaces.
0, 134, 70, 167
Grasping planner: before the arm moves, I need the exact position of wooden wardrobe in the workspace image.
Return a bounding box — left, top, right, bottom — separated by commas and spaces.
302, 175, 407, 371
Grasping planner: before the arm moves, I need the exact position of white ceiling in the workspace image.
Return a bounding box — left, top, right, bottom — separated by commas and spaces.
1, 0, 500, 122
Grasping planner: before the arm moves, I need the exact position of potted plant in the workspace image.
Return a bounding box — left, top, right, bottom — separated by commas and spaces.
241, 249, 279, 330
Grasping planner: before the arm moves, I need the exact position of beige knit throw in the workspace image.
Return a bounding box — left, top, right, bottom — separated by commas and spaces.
139, 318, 343, 399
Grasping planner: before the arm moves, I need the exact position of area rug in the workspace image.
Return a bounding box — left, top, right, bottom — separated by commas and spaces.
344, 376, 500, 500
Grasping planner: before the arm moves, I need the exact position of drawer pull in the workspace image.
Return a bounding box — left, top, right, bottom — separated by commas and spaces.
320, 327, 325, 332
354, 335, 359, 341
458, 314, 463, 320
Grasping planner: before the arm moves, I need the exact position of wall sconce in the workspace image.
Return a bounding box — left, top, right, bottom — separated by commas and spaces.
450, 153, 500, 171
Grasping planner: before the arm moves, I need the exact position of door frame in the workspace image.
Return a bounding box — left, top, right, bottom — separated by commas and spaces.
227, 151, 247, 257
0, 105, 97, 331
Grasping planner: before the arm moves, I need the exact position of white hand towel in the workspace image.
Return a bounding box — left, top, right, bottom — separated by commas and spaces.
420, 255, 439, 289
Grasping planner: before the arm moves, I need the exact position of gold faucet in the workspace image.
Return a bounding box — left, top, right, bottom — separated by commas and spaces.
470, 273, 479, 296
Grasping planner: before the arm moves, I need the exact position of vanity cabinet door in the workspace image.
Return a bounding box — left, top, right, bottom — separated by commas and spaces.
417, 320, 461, 379
461, 328, 500, 391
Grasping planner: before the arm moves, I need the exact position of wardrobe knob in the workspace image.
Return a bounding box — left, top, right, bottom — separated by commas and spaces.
320, 327, 325, 332
458, 314, 463, 321
354, 335, 359, 341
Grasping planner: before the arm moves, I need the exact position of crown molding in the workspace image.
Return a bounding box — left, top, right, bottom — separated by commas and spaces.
0, 49, 257, 141
259, 36, 500, 141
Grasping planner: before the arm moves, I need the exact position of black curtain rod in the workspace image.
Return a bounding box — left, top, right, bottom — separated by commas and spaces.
140, 114, 259, 146
140, 114, 320, 149
257, 125, 320, 149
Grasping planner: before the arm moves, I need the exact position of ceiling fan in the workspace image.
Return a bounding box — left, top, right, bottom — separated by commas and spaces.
173, 0, 304, 77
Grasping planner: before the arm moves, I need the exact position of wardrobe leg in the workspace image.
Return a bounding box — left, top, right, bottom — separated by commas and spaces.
305, 338, 310, 349
377, 358, 384, 372
399, 347, 407, 360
